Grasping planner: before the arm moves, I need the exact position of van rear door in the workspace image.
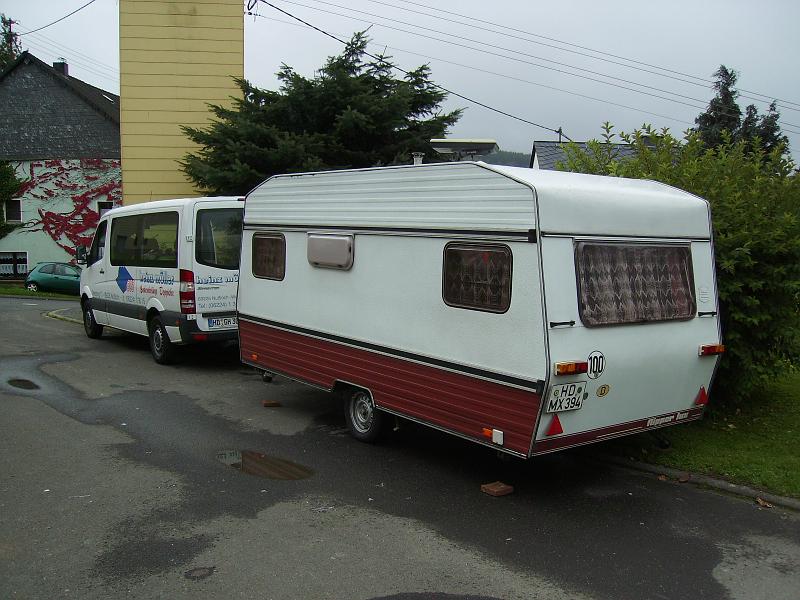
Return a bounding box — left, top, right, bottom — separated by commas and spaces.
192, 202, 243, 334
534, 235, 722, 454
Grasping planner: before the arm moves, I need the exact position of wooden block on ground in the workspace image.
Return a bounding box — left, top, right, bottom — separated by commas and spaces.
481, 481, 514, 497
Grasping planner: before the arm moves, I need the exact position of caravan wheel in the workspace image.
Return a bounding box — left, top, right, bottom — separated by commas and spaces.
345, 389, 385, 443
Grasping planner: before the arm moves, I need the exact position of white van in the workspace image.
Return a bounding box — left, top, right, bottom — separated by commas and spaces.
78, 197, 244, 364
237, 162, 724, 457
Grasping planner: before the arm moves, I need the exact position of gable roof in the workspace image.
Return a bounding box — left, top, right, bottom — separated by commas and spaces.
0, 51, 119, 124
533, 140, 638, 170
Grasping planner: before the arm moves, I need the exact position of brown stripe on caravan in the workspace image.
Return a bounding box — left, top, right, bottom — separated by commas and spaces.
239, 319, 542, 455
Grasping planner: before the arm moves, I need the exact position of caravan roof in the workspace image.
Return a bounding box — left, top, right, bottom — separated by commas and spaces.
245, 162, 710, 240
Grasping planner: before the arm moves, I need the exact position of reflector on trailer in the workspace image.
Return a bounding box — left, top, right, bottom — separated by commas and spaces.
694, 386, 709, 406
555, 361, 588, 376
699, 344, 725, 356
545, 413, 564, 436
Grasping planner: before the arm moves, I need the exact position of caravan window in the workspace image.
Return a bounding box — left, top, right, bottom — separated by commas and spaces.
110, 212, 179, 268
575, 242, 696, 327
442, 243, 512, 313
252, 233, 286, 280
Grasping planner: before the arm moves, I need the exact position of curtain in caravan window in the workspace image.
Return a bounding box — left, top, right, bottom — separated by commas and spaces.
576, 242, 696, 327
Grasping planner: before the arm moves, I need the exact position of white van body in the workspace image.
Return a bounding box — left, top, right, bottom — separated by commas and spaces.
238, 162, 722, 457
80, 196, 243, 363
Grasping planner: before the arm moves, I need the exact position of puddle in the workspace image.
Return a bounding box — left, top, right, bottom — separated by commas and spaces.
8, 378, 40, 390
184, 566, 215, 580
216, 450, 314, 480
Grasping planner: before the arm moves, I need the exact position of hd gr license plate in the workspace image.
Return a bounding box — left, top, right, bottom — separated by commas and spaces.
208, 316, 237, 329
546, 381, 587, 413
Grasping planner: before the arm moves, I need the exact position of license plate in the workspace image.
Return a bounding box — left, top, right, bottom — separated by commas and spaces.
208, 316, 237, 329
546, 381, 587, 413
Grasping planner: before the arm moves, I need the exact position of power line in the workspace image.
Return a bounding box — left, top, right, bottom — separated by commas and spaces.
256, 1, 573, 140
250, 12, 696, 129
382, 0, 800, 111
273, 0, 800, 131
18, 0, 99, 36
25, 30, 118, 77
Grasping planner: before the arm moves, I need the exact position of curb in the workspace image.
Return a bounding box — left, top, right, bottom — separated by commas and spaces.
46, 307, 82, 325
599, 454, 800, 512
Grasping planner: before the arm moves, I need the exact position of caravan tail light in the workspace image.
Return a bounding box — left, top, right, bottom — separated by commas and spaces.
179, 269, 196, 314
699, 344, 725, 356
555, 361, 588, 376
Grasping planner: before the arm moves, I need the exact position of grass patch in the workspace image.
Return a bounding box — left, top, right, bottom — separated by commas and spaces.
607, 373, 800, 498
0, 283, 78, 301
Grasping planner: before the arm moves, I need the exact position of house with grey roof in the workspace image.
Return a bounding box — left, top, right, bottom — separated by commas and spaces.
531, 140, 639, 170
0, 51, 122, 278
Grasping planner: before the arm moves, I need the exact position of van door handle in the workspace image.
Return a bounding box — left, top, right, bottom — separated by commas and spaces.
550, 320, 575, 328
99, 269, 105, 274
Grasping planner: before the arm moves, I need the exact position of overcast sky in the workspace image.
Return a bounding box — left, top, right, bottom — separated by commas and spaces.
7, 0, 800, 158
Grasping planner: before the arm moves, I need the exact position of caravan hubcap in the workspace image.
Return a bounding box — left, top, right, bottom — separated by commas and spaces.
351, 392, 374, 433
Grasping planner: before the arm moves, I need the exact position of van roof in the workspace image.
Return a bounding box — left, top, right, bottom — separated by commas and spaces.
100, 196, 242, 218
246, 162, 711, 239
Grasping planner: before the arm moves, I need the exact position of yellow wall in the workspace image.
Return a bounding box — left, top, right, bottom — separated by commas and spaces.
119, 0, 243, 204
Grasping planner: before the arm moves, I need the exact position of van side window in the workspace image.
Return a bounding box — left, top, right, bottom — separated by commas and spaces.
252, 233, 286, 280
575, 242, 696, 327
88, 220, 107, 265
442, 243, 512, 313
110, 212, 179, 268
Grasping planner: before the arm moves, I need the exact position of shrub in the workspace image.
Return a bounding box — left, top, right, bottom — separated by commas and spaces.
558, 124, 800, 403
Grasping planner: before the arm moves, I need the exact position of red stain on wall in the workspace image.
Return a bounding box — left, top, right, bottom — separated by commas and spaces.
15, 159, 122, 256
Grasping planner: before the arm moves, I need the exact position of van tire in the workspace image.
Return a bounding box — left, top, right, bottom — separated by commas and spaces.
344, 388, 385, 443
82, 300, 103, 339
148, 315, 175, 365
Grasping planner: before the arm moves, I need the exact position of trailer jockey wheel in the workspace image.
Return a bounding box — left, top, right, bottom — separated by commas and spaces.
345, 389, 385, 443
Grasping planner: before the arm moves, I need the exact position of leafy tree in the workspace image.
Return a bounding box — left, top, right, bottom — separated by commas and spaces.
559, 125, 800, 404
1, 14, 21, 70
182, 33, 462, 195
695, 65, 789, 156
0, 161, 22, 238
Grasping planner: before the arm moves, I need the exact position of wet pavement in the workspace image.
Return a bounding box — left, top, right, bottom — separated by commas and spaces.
1, 297, 798, 600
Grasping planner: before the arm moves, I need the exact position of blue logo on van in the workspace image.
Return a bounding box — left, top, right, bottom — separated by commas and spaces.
116, 267, 134, 293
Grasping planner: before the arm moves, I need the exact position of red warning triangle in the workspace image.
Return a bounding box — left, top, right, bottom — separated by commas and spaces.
545, 413, 563, 436
694, 386, 709, 406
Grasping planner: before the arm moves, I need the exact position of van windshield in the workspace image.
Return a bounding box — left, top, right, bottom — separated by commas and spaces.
196, 208, 244, 270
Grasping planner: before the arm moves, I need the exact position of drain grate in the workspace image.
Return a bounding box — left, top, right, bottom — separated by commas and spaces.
8, 378, 40, 390
216, 450, 314, 480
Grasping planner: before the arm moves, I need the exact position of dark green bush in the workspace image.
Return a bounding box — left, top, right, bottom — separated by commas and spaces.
558, 124, 800, 403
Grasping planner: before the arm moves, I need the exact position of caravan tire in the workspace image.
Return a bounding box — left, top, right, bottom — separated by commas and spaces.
148, 315, 175, 365
345, 389, 385, 443
82, 300, 103, 339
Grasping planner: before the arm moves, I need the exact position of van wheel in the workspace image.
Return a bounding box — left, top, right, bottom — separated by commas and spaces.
344, 389, 385, 443
82, 300, 103, 339
148, 315, 175, 365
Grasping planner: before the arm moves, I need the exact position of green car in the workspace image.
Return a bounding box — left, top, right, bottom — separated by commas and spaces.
25, 262, 82, 295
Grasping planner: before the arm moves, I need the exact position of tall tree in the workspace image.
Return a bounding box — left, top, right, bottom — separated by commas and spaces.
182, 33, 462, 195
695, 65, 789, 156
0, 14, 21, 70
0, 161, 22, 238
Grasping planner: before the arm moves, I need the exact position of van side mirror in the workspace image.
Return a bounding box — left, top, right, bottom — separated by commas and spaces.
75, 246, 87, 265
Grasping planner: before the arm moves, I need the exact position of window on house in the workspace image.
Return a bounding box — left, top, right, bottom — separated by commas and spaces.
0, 252, 27, 278
4, 198, 21, 222
575, 242, 696, 327
252, 233, 286, 280
97, 201, 114, 216
442, 243, 512, 313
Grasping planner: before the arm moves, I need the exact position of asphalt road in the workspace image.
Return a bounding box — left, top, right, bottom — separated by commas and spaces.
1, 297, 798, 600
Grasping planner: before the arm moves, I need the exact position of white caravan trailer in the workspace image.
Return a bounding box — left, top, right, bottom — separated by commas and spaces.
238, 162, 723, 457
78, 197, 243, 364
